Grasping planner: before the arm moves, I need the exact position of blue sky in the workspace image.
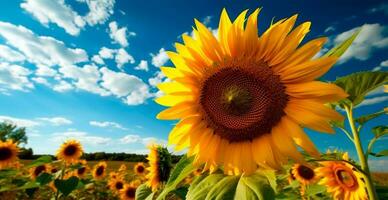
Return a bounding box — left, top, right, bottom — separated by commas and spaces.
0, 1, 386, 170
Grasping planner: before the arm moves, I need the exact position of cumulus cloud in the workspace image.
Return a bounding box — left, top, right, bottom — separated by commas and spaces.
35, 65, 57, 77
372, 60, 388, 71
89, 120, 127, 130
148, 71, 167, 87
36, 117, 73, 126
108, 21, 135, 47
357, 96, 388, 107
53, 80, 74, 92
0, 45, 25, 62
0, 115, 40, 128
91, 55, 104, 65
100, 67, 151, 105
0, 63, 34, 92
0, 21, 88, 67
115, 48, 135, 69
31, 77, 50, 86
333, 23, 388, 63
51, 131, 111, 145
98, 47, 115, 59
134, 60, 149, 71
150, 48, 169, 67
120, 134, 141, 144
119, 135, 166, 146
83, 0, 115, 26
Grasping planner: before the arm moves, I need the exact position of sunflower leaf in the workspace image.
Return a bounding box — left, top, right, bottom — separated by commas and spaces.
323, 28, 360, 58
305, 184, 327, 196
206, 176, 239, 200
356, 110, 387, 125
370, 150, 388, 157
27, 155, 53, 168
54, 176, 79, 197
234, 174, 275, 200
186, 174, 225, 200
256, 169, 277, 193
372, 125, 388, 138
333, 71, 388, 107
136, 183, 153, 200
35, 173, 52, 186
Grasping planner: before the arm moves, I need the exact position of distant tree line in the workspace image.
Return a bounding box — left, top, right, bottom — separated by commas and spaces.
0, 122, 182, 163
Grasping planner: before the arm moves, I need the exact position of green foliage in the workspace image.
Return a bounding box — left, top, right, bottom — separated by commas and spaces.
323, 28, 360, 58
35, 173, 52, 186
370, 150, 388, 157
0, 122, 28, 145
356, 110, 387, 125
136, 183, 153, 200
372, 125, 388, 138
54, 176, 79, 197
334, 71, 388, 107
305, 184, 326, 196
187, 174, 225, 200
27, 155, 53, 168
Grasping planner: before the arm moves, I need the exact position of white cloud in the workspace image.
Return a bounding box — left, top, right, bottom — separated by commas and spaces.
99, 47, 115, 59
134, 60, 149, 71
89, 120, 127, 130
0, 21, 88, 67
333, 23, 388, 63
36, 117, 72, 126
21, 0, 85, 36
59, 64, 110, 96
100, 67, 151, 105
120, 134, 141, 144
32, 77, 50, 86
83, 0, 115, 26
0, 45, 25, 62
53, 80, 73, 92
115, 48, 135, 69
324, 26, 335, 33
368, 3, 388, 15
150, 48, 169, 67
51, 131, 111, 145
141, 137, 167, 146
0, 115, 40, 128
0, 63, 34, 92
357, 96, 388, 107
202, 16, 212, 25
108, 21, 135, 47
372, 59, 388, 71
91, 55, 104, 65
35, 64, 57, 77
148, 71, 167, 87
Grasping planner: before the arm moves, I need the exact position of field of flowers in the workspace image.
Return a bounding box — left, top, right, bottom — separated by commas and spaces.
1, 7, 387, 200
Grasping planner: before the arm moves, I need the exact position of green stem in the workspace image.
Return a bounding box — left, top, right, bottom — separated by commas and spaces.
339, 127, 354, 142
345, 105, 378, 200
366, 137, 378, 161
55, 162, 66, 200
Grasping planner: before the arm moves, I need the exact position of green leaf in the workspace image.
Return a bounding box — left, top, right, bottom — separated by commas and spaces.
334, 72, 388, 106
136, 184, 153, 200
356, 110, 387, 125
157, 155, 196, 200
323, 28, 360, 58
372, 126, 388, 138
256, 169, 277, 193
36, 173, 52, 186
376, 185, 388, 200
305, 184, 326, 196
370, 150, 388, 157
27, 155, 53, 167
0, 169, 17, 179
206, 176, 239, 200
235, 174, 275, 200
54, 176, 79, 197
173, 186, 189, 199
186, 174, 225, 200
15, 181, 40, 190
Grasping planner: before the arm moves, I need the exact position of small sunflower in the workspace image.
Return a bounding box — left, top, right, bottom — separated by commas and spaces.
73, 160, 88, 178
287, 168, 296, 184
0, 140, 19, 169
134, 162, 146, 176
120, 183, 137, 200
93, 161, 107, 180
291, 164, 317, 185
30, 164, 49, 179
146, 144, 172, 191
156, 8, 348, 174
56, 140, 83, 164
315, 161, 368, 200
108, 177, 125, 193
118, 164, 127, 173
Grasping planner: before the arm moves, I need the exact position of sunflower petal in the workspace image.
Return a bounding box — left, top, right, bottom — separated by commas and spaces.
286, 81, 348, 102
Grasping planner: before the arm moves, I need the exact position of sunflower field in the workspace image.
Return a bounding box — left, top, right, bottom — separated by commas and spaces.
1, 8, 388, 200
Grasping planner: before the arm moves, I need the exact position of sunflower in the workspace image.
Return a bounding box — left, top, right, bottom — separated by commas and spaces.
0, 140, 19, 169
108, 177, 125, 193
110, 171, 120, 179
73, 160, 88, 178
118, 164, 127, 173
29, 164, 49, 179
120, 183, 137, 200
315, 161, 368, 200
134, 162, 146, 176
156, 8, 347, 175
291, 164, 317, 185
146, 145, 172, 191
93, 161, 107, 180
56, 140, 83, 164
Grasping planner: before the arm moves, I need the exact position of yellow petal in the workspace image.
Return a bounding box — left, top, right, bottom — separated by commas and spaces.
286, 81, 348, 102
243, 8, 261, 57
156, 101, 199, 120
218, 8, 232, 56
155, 94, 196, 107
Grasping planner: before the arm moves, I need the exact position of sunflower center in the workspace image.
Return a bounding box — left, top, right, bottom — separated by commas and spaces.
115, 182, 123, 190
78, 167, 86, 175
137, 165, 145, 173
336, 169, 358, 189
34, 165, 46, 176
96, 166, 104, 176
126, 187, 136, 198
51, 168, 58, 173
0, 147, 13, 161
297, 165, 315, 180
200, 64, 287, 142
64, 145, 77, 156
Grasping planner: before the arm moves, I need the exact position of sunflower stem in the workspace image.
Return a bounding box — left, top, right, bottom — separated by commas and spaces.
338, 127, 354, 142
345, 105, 377, 200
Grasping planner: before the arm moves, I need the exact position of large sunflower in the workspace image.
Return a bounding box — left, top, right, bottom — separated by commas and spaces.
93, 161, 107, 180
134, 162, 146, 176
0, 140, 19, 169
146, 145, 172, 191
315, 161, 368, 200
156, 8, 347, 174
120, 183, 137, 200
56, 140, 83, 164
